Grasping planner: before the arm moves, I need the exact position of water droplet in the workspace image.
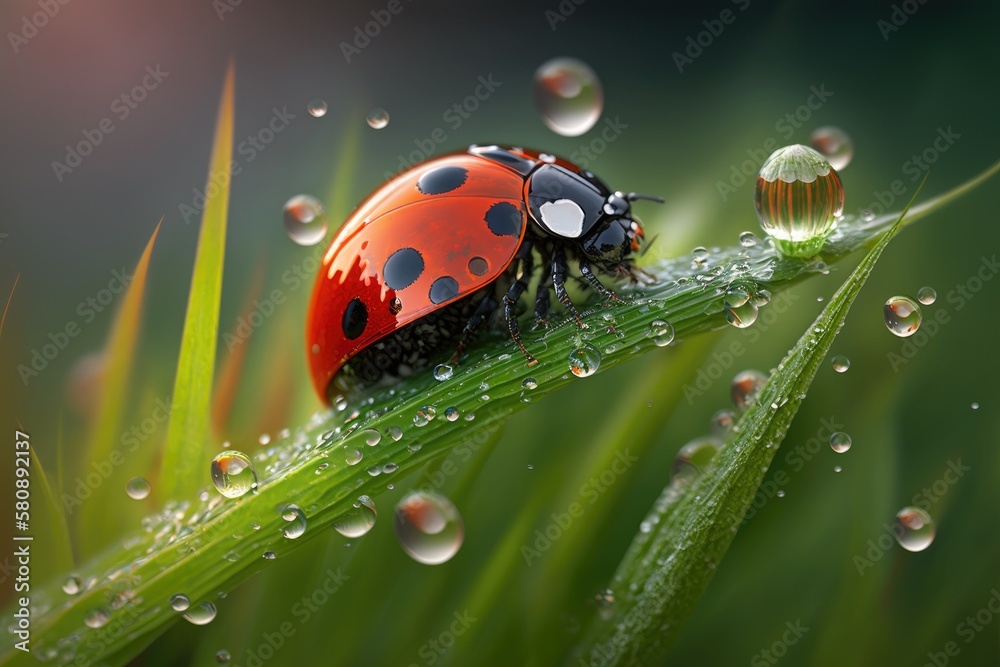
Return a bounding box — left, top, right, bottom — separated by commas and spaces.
568, 344, 601, 378
383, 462, 398, 474
710, 409, 736, 435
433, 364, 453, 381
216, 649, 232, 665
387, 426, 403, 441
445, 407, 460, 421
809, 126, 853, 171
692, 246, 710, 264
366, 107, 389, 129
883, 296, 922, 337
258, 433, 271, 446
283, 194, 327, 246
315, 462, 329, 474
776, 490, 786, 498
281, 504, 307, 539
62, 575, 83, 595
210, 451, 257, 498
917, 286, 937, 305
333, 495, 377, 538
725, 285, 751, 308
125, 477, 150, 500
647, 320, 675, 347
531, 57, 603, 137
84, 608, 110, 628
739, 231, 759, 248
673, 437, 721, 479
861, 209, 876, 222
183, 602, 218, 625
522, 377, 538, 390
169, 593, 191, 612
393, 490, 464, 565
831, 355, 851, 373
754, 144, 844, 258
306, 99, 327, 118
262, 551, 276, 560
830, 431, 852, 453
893, 507, 935, 552
463, 412, 476, 421
413, 405, 437, 427
344, 446, 363, 466
725, 300, 759, 329
971, 402, 980, 410
731, 369, 768, 410
833, 465, 842, 473
752, 289, 772, 307
362, 429, 381, 447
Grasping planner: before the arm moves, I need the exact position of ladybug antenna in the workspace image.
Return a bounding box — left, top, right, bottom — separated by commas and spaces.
626, 192, 665, 204
639, 233, 660, 257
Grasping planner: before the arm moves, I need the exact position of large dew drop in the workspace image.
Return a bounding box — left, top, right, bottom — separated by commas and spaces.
673, 437, 721, 480
393, 491, 464, 565
730, 370, 768, 411
283, 194, 327, 247
892, 507, 936, 552
366, 107, 390, 129
169, 593, 191, 611
125, 477, 150, 500
183, 602, 218, 626
281, 504, 307, 539
531, 57, 603, 137
917, 286, 937, 305
831, 355, 851, 373
84, 608, 110, 628
647, 320, 675, 347
754, 144, 844, 258
333, 495, 377, 538
809, 126, 853, 171
307, 99, 328, 118
210, 451, 257, 498
883, 296, 922, 337
829, 431, 852, 453
569, 345, 601, 378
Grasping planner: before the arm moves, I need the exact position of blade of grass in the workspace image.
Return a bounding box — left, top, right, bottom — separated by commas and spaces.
75, 220, 161, 557
28, 444, 75, 580
571, 175, 929, 667
160, 61, 235, 500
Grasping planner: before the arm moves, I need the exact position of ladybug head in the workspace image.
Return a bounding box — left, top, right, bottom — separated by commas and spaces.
579, 191, 658, 267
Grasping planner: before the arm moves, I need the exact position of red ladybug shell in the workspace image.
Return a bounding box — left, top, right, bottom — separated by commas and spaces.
307, 146, 570, 401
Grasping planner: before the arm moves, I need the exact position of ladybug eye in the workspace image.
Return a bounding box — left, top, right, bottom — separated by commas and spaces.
603, 192, 630, 217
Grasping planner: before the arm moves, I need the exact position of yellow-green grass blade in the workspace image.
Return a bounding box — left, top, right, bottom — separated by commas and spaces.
28, 443, 75, 581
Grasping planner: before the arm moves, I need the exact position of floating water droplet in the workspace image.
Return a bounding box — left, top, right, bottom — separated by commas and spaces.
307, 99, 327, 118
210, 451, 257, 498
84, 608, 110, 628
433, 364, 453, 381
893, 507, 935, 552
344, 446, 363, 465
647, 320, 675, 347
809, 126, 853, 171
971, 402, 980, 410
883, 296, 922, 337
62, 575, 83, 595
531, 57, 603, 137
833, 465, 842, 473
216, 650, 232, 665
445, 407, 460, 421
739, 231, 759, 248
731, 370, 768, 410
262, 551, 276, 560
830, 431, 852, 453
258, 433, 271, 446
754, 144, 844, 258
362, 428, 381, 446
281, 504, 307, 539
183, 602, 217, 625
125, 477, 150, 500
387, 426, 403, 441
776, 490, 786, 498
710, 409, 736, 435
394, 490, 464, 565
413, 405, 437, 427
366, 107, 389, 129
333, 495, 377, 538
673, 437, 721, 480
831, 355, 851, 373
568, 345, 601, 378
522, 377, 538, 390
283, 194, 327, 246
725, 300, 759, 328
691, 246, 710, 264
917, 286, 937, 305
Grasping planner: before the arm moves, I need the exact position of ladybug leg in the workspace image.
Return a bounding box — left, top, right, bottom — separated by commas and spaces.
532, 276, 551, 329
452, 294, 500, 364
579, 259, 624, 303
551, 246, 584, 326
504, 242, 539, 366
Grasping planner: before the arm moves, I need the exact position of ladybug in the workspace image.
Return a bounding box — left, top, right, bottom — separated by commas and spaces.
306, 144, 661, 403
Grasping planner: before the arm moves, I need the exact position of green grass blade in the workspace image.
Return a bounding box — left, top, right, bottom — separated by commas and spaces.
160, 62, 235, 500
27, 443, 75, 581
572, 175, 929, 667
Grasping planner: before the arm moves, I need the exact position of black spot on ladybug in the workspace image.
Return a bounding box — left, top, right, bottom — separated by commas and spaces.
383, 247, 424, 290
468, 256, 489, 276
389, 297, 402, 315
429, 276, 460, 304
417, 166, 468, 195
485, 201, 522, 237
342, 297, 368, 340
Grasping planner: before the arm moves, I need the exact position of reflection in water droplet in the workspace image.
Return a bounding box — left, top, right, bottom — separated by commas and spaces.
62, 575, 83, 595
445, 407, 460, 421
710, 410, 736, 435
183, 602, 218, 625
673, 437, 721, 480
531, 57, 603, 137
281, 504, 307, 539
433, 364, 454, 381
170, 593, 191, 611
262, 551, 276, 560
283, 194, 327, 246
731, 370, 768, 411
893, 506, 936, 552
387, 426, 403, 441
831, 355, 850, 373
809, 126, 853, 171
917, 286, 937, 305
568, 345, 601, 378
830, 431, 852, 453
725, 300, 759, 329
344, 446, 363, 466
739, 231, 759, 248
394, 490, 464, 565
883, 296, 922, 337
125, 477, 150, 500
307, 99, 327, 118
84, 608, 110, 628
216, 650, 232, 665
333, 495, 377, 538
522, 377, 538, 390
413, 405, 437, 426
362, 429, 381, 446
210, 451, 257, 498
366, 107, 389, 129
647, 320, 675, 347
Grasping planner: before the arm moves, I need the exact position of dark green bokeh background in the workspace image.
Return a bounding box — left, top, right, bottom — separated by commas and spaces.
2, 0, 998, 664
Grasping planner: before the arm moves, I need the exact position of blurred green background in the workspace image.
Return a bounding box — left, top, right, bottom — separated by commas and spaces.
1, 0, 999, 664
